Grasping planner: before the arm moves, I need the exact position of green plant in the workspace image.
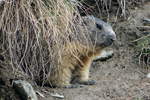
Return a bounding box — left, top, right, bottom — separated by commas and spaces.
134, 35, 150, 66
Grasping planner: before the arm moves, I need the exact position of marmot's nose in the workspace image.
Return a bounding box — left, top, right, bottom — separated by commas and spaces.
106, 37, 114, 45
104, 33, 116, 46
106, 32, 116, 41
108, 32, 116, 41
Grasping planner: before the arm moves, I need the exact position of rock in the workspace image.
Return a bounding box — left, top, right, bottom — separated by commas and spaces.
0, 0, 4, 5
50, 93, 64, 99
13, 80, 38, 100
143, 18, 150, 25
147, 73, 150, 78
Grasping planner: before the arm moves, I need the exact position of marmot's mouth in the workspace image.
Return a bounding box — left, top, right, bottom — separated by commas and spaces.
98, 39, 114, 47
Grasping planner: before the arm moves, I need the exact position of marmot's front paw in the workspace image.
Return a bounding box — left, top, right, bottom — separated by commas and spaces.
78, 80, 96, 85
94, 50, 114, 61
63, 84, 84, 88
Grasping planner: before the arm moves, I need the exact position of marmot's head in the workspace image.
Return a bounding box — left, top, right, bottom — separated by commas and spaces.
82, 16, 116, 48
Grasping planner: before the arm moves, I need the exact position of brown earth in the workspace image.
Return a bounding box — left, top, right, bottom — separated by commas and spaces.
1, 1, 150, 100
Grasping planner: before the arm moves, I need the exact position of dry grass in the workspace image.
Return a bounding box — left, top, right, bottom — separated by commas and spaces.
0, 0, 90, 83
78, 0, 145, 19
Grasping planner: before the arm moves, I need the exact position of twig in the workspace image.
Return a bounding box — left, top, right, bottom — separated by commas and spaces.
131, 34, 150, 43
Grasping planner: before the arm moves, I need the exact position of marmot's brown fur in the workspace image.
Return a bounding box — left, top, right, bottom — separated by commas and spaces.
47, 16, 116, 88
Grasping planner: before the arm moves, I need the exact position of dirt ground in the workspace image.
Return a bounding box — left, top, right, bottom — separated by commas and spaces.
37, 2, 150, 100
0, 1, 150, 100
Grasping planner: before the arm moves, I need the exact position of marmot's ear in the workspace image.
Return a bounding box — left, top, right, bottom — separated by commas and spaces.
96, 23, 102, 30
81, 15, 95, 26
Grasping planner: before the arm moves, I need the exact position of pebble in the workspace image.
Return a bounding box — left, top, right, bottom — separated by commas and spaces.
146, 73, 150, 78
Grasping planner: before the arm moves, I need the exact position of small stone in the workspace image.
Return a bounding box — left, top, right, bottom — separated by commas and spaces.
13, 80, 38, 100
143, 18, 150, 23
147, 73, 150, 78
36, 91, 45, 98
50, 93, 64, 99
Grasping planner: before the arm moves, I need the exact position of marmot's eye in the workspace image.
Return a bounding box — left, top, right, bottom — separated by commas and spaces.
96, 23, 102, 30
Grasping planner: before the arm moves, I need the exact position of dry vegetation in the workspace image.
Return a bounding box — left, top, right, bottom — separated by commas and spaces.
77, 0, 145, 18
0, 0, 150, 99
0, 0, 149, 86
0, 0, 91, 84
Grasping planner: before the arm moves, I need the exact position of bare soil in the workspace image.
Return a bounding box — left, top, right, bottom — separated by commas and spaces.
1, 1, 150, 100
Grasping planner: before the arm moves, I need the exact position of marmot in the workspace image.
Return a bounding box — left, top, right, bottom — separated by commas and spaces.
47, 16, 116, 88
